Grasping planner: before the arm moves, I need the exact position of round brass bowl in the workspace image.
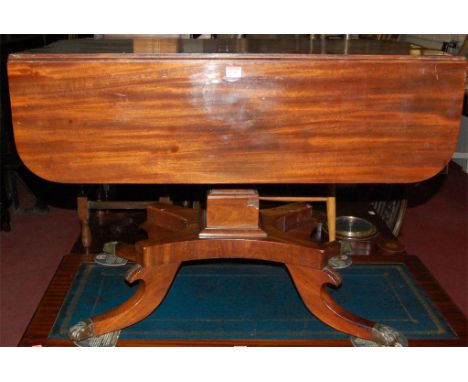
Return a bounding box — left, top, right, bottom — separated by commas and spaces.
329, 216, 378, 239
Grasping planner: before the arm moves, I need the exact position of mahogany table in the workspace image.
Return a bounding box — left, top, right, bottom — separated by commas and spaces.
8, 37, 467, 346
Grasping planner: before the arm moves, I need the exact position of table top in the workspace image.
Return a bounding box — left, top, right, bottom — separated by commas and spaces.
8, 38, 467, 185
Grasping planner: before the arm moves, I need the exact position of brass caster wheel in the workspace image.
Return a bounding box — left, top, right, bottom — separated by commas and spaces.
68, 319, 95, 342
69, 319, 121, 347
351, 324, 408, 347
328, 254, 352, 269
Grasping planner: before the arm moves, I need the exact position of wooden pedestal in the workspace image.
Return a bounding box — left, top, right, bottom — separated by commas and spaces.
67, 189, 410, 346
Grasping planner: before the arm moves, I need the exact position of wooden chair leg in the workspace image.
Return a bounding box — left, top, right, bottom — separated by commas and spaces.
68, 262, 180, 341
77, 196, 91, 253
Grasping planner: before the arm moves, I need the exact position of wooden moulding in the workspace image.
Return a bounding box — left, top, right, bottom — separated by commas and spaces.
199, 190, 267, 239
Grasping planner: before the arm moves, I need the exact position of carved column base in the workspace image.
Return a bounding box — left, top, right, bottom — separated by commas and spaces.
69, 189, 400, 346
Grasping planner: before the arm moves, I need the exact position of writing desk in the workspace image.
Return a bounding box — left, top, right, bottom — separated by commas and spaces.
8, 38, 466, 346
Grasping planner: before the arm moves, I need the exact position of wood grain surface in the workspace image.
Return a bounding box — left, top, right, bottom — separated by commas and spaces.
8, 39, 467, 184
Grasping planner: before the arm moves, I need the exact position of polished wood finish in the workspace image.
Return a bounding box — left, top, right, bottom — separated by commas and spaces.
286, 265, 375, 339
69, 195, 391, 343
206, 190, 260, 229
70, 200, 401, 257
68, 193, 409, 341
200, 189, 267, 238
8, 38, 466, 346
19, 253, 467, 347
8, 39, 466, 184
91, 262, 180, 336
78, 194, 337, 249
259, 195, 336, 241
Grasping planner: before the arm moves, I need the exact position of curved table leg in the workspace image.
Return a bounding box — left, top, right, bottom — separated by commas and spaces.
286, 264, 406, 346
68, 195, 405, 345
68, 262, 180, 342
